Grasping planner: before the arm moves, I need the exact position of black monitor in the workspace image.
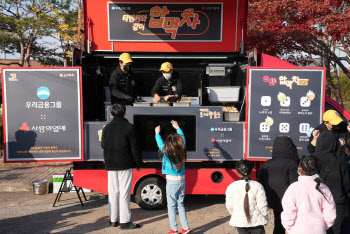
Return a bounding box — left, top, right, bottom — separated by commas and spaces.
134, 115, 196, 152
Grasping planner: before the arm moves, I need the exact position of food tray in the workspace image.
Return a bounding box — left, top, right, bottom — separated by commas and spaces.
223, 112, 240, 122
173, 102, 190, 107
153, 103, 170, 107
133, 102, 152, 107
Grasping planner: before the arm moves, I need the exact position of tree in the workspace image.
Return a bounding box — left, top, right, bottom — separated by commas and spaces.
0, 0, 54, 66
248, 0, 350, 106
0, 0, 80, 67
46, 0, 81, 66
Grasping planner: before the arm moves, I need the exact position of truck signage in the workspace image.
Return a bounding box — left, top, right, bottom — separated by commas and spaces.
246, 68, 325, 159
2, 68, 84, 162
108, 2, 223, 41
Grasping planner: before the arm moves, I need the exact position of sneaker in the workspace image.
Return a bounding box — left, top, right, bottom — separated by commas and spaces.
120, 222, 141, 229
181, 228, 191, 234
109, 221, 118, 227
168, 230, 178, 234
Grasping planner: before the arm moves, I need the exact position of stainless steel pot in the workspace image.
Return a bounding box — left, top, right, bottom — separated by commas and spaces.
33, 179, 49, 195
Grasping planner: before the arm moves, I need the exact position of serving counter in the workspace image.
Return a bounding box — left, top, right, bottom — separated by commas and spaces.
86, 106, 244, 161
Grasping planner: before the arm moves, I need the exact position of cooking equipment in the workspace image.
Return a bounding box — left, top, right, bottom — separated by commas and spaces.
207, 86, 240, 102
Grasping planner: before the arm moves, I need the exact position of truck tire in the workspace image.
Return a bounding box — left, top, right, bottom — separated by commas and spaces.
135, 177, 166, 210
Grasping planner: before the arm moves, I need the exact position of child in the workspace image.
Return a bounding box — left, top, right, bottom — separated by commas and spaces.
155, 120, 190, 234
281, 155, 336, 234
226, 159, 268, 234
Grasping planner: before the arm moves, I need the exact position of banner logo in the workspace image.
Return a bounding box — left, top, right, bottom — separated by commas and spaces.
37, 87, 50, 100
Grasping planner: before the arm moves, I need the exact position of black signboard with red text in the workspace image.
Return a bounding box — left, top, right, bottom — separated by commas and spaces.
1, 67, 84, 162
246, 68, 326, 160
108, 2, 222, 41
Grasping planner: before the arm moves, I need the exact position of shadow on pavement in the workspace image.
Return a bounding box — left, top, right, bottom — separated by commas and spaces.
192, 216, 230, 233
0, 194, 108, 233
0, 193, 229, 233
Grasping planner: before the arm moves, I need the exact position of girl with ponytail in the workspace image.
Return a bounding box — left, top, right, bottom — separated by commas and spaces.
281, 155, 336, 234
226, 159, 268, 234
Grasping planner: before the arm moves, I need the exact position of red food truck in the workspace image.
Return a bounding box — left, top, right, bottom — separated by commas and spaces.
2, 0, 349, 210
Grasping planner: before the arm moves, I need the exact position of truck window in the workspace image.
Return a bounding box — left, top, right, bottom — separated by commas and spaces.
325, 103, 347, 121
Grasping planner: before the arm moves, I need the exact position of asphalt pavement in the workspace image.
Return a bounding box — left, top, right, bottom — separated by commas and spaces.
0, 162, 275, 233
0, 191, 275, 233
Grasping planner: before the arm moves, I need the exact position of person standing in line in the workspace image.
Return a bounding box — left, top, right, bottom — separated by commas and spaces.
344, 139, 350, 162
307, 110, 350, 157
313, 131, 350, 234
155, 120, 190, 234
109, 52, 141, 105
281, 155, 336, 234
257, 136, 299, 234
101, 104, 143, 229
226, 159, 268, 234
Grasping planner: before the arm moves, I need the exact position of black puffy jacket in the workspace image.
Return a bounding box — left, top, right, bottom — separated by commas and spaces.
257, 136, 299, 210
307, 121, 350, 158
313, 131, 350, 205
101, 117, 143, 170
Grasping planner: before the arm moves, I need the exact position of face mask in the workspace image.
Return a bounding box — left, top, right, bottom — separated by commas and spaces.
163, 73, 172, 80
332, 124, 341, 131
123, 65, 131, 73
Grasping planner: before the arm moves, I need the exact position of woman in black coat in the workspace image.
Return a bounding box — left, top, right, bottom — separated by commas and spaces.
257, 136, 299, 234
313, 131, 350, 234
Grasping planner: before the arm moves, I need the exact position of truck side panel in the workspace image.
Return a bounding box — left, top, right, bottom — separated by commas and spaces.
74, 168, 256, 195
83, 0, 247, 52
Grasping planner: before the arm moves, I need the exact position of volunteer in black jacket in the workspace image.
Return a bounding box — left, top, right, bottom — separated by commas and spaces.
151, 62, 183, 103
308, 109, 350, 157
257, 136, 299, 234
101, 104, 143, 230
109, 53, 140, 105
313, 131, 350, 234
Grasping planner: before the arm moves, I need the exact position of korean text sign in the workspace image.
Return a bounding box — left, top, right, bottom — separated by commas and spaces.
2, 68, 83, 162
108, 2, 222, 41
246, 68, 325, 159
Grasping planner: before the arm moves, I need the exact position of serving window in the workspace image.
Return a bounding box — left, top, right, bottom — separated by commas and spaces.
134, 115, 196, 152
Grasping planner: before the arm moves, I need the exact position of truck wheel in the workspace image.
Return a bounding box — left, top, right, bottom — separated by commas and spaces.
135, 177, 166, 210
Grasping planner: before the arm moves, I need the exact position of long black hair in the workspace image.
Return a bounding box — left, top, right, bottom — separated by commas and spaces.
236, 159, 253, 223
299, 155, 330, 203
162, 134, 186, 173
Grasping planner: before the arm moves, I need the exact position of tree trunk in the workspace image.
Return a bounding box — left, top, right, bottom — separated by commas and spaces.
19, 43, 25, 67
63, 57, 68, 67
325, 58, 343, 106
24, 43, 32, 67
332, 72, 344, 107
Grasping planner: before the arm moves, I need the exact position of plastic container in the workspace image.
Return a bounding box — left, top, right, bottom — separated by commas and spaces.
33, 180, 49, 195
207, 86, 240, 102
